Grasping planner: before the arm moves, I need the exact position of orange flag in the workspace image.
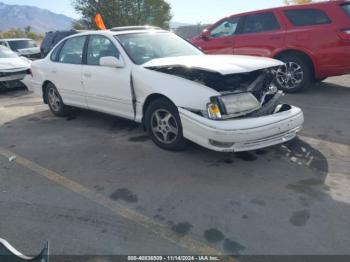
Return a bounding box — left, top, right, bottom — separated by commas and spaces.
95, 13, 106, 30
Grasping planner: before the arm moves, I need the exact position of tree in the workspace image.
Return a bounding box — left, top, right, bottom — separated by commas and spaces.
284, 0, 312, 5
71, 0, 173, 30
0, 28, 43, 43
24, 25, 31, 34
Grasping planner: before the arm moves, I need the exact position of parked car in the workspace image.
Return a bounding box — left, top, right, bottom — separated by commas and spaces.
40, 30, 79, 58
29, 27, 304, 152
0, 38, 41, 60
0, 46, 31, 90
191, 0, 350, 92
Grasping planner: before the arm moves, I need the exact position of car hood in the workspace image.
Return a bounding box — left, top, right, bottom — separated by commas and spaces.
0, 57, 31, 71
142, 55, 283, 75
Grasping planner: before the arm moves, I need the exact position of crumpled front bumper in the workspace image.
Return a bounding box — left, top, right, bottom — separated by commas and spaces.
0, 72, 27, 82
179, 106, 304, 152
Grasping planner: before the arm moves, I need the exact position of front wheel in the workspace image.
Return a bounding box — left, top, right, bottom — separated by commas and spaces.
275, 55, 313, 93
145, 98, 188, 151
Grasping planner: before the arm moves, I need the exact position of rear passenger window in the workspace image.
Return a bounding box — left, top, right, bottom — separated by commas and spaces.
284, 9, 331, 26
341, 4, 350, 17
242, 13, 280, 34
58, 36, 86, 64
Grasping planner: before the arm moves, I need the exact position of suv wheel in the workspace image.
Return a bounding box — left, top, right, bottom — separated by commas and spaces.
275, 54, 312, 93
145, 98, 188, 151
45, 83, 71, 116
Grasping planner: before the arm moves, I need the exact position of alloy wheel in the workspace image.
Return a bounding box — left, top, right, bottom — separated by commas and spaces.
276, 62, 304, 90
151, 109, 179, 144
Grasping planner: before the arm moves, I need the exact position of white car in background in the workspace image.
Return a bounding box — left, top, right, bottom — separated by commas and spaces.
0, 46, 31, 89
0, 38, 41, 59
30, 27, 304, 152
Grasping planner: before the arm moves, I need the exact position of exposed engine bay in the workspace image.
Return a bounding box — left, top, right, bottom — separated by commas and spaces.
147, 65, 288, 119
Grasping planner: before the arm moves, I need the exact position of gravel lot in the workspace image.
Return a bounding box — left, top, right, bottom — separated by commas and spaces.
0, 76, 349, 258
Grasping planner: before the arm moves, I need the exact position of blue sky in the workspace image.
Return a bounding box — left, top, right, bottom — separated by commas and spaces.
1, 0, 284, 23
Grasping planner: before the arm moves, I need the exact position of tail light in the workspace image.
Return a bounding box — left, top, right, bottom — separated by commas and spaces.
338, 29, 350, 40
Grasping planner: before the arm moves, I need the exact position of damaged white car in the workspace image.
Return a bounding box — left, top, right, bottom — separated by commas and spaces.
30, 27, 304, 152
0, 46, 31, 89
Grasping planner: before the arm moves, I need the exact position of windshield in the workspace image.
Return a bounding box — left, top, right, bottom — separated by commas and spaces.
0, 47, 18, 58
8, 40, 37, 51
116, 32, 203, 65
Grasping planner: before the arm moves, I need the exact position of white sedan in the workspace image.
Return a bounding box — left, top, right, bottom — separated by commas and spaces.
30, 27, 304, 152
0, 46, 31, 89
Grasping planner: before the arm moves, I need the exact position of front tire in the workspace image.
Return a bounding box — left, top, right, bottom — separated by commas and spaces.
145, 98, 188, 151
45, 83, 71, 116
275, 54, 313, 93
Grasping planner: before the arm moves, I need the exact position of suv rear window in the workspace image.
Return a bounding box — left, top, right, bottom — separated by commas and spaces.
341, 4, 350, 17
284, 9, 331, 26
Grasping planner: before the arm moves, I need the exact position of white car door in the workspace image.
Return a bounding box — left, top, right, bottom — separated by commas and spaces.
50, 36, 87, 108
82, 35, 134, 120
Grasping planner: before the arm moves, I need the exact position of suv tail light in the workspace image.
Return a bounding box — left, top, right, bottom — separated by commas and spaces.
338, 29, 350, 40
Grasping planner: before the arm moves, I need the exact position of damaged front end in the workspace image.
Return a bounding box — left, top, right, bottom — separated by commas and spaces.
147, 65, 288, 120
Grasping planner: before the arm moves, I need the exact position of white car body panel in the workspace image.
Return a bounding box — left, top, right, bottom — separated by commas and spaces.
143, 55, 284, 75
131, 66, 220, 122
50, 63, 87, 108
0, 56, 30, 82
82, 61, 134, 119
30, 30, 304, 152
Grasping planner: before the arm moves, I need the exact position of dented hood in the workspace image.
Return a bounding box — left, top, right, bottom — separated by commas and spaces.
0, 57, 30, 71
142, 55, 283, 75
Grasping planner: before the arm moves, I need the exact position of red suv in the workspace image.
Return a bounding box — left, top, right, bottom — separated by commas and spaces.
191, 0, 350, 92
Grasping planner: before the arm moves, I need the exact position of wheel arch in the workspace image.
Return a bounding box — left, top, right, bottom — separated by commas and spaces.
42, 80, 54, 104
273, 49, 316, 79
141, 93, 175, 126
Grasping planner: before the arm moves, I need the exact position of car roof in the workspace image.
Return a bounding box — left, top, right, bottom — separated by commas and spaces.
65, 28, 169, 38
225, 0, 346, 18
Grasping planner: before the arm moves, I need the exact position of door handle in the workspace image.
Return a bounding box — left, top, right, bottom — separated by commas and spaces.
83, 72, 92, 78
51, 69, 57, 74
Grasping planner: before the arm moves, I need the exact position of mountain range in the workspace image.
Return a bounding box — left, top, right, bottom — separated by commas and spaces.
0, 2, 73, 33
0, 2, 191, 34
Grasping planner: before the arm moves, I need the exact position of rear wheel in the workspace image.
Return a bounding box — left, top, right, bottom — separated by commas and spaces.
45, 83, 71, 116
275, 54, 313, 93
145, 98, 188, 151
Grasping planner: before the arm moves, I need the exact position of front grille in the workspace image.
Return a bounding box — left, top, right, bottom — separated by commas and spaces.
0, 70, 27, 77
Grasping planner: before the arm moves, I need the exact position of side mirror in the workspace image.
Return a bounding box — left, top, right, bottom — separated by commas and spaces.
100, 56, 125, 68
201, 30, 210, 40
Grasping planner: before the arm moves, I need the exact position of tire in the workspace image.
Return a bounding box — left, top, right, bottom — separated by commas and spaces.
145, 98, 188, 151
45, 83, 71, 117
275, 54, 313, 93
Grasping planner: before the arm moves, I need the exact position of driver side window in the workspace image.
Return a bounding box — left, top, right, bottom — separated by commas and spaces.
210, 18, 240, 38
87, 35, 120, 66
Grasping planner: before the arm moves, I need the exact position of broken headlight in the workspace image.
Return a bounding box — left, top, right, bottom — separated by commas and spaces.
221, 93, 260, 117
207, 93, 261, 120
